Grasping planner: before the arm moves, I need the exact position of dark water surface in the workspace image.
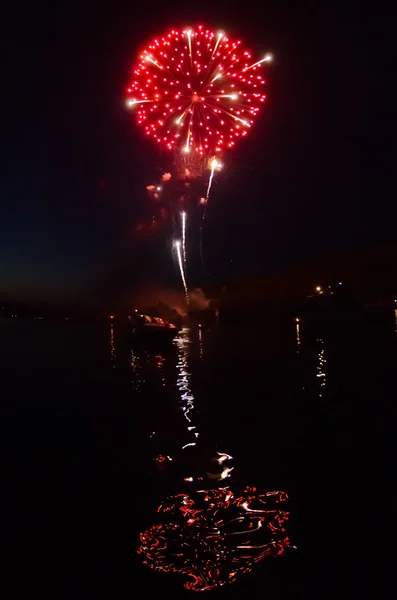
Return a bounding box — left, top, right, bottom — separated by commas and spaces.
1, 316, 394, 597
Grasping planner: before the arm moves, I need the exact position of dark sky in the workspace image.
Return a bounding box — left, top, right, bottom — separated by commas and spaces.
0, 1, 390, 306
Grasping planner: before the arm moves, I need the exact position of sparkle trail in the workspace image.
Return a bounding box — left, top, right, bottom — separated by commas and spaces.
181, 210, 187, 267
174, 240, 189, 304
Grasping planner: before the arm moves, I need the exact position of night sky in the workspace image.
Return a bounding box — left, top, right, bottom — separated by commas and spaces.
0, 1, 390, 306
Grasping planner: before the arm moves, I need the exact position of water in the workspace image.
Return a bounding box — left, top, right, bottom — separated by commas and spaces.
1, 315, 394, 598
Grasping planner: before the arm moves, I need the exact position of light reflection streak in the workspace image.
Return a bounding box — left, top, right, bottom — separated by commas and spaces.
296, 321, 301, 352
198, 324, 203, 359
316, 337, 327, 397
110, 323, 116, 366
154, 329, 231, 485
130, 348, 141, 391
395, 309, 397, 335
155, 352, 167, 388
139, 328, 294, 590
174, 327, 199, 448
130, 347, 170, 397
138, 487, 292, 591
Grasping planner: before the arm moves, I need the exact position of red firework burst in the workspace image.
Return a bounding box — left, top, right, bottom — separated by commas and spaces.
127, 25, 272, 157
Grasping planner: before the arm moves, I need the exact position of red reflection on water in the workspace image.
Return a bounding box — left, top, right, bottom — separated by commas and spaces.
138, 487, 291, 591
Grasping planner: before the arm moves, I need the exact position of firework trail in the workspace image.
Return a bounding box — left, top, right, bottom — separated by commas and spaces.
204, 158, 221, 216
175, 240, 189, 304
206, 159, 217, 205
199, 158, 222, 273
181, 211, 187, 267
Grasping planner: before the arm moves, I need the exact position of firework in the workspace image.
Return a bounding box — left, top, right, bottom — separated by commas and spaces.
127, 26, 271, 159
205, 157, 222, 204
127, 27, 272, 290
181, 211, 187, 266
174, 240, 189, 303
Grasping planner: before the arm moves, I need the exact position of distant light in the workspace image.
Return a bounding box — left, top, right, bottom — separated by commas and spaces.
295, 317, 300, 322
339, 282, 342, 285
109, 315, 115, 319
316, 286, 322, 292
156, 186, 162, 191
264, 53, 273, 62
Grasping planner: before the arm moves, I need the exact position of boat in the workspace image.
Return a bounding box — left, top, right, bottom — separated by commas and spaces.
127, 313, 180, 342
